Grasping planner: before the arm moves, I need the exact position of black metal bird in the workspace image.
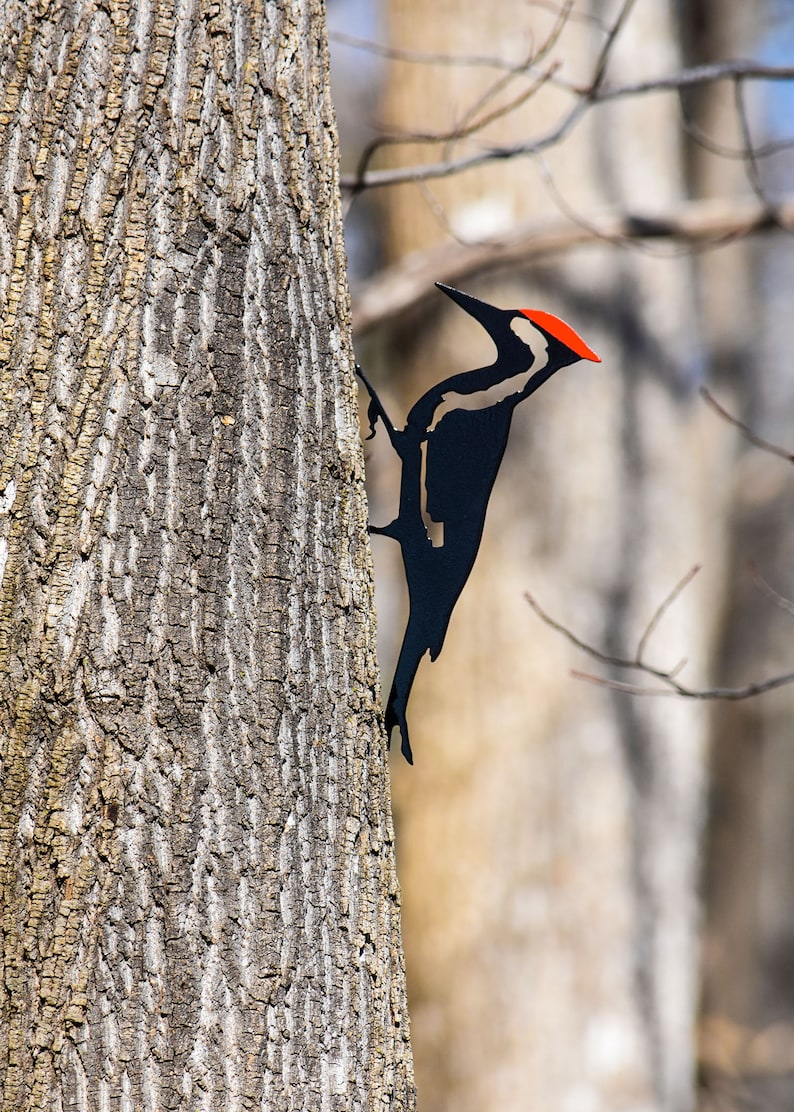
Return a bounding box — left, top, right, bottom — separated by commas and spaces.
357, 282, 601, 763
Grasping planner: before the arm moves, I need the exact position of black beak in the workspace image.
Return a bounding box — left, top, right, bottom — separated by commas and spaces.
436, 283, 503, 332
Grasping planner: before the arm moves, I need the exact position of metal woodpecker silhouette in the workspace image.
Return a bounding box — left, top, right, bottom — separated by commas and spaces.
358, 282, 601, 763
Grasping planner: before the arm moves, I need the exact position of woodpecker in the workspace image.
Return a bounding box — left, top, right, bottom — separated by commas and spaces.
358, 282, 601, 764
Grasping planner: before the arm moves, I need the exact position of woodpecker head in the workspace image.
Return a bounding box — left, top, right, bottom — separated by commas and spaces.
436, 282, 601, 370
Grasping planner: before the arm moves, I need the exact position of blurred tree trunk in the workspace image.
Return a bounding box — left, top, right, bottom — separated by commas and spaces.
0, 1, 414, 1109
689, 4, 794, 1106
371, 2, 732, 1110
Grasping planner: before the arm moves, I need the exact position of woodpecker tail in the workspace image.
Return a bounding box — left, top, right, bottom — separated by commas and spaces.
385, 681, 414, 765
383, 607, 432, 764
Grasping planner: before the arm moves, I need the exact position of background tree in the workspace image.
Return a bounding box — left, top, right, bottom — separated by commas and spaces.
328, 0, 794, 1109
0, 1, 414, 1109
375, 4, 725, 1110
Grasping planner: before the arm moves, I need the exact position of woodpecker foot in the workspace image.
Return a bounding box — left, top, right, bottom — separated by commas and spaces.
385, 695, 413, 764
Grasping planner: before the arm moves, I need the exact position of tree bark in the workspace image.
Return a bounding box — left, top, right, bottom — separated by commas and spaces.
0, 1, 414, 1109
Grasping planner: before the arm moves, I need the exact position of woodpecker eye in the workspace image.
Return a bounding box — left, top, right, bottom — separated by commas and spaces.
511, 314, 548, 363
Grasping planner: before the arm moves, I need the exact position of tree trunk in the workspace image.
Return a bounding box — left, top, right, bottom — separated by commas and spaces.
690, 6, 794, 1106
0, 2, 414, 1109
370, 3, 732, 1110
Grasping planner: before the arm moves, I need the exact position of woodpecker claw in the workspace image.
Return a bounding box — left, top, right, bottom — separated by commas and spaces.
365, 398, 380, 440
369, 520, 400, 540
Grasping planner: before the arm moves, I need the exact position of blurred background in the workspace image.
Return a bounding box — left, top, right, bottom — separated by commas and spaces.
327, 2, 794, 1109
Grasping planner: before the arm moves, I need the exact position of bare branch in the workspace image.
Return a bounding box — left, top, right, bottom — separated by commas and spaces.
347, 63, 565, 200
524, 587, 794, 702
453, 1, 572, 139
343, 101, 589, 192
517, 380, 794, 709
329, 3, 603, 79
347, 6, 576, 196
733, 77, 777, 215
570, 669, 794, 699
700, 387, 794, 463
637, 564, 702, 664
678, 105, 794, 166
570, 671, 677, 696
352, 195, 794, 335
587, 0, 638, 94
588, 60, 794, 101
525, 589, 623, 668
330, 0, 607, 68
749, 563, 794, 619
451, 64, 561, 147
340, 61, 794, 193
326, 31, 562, 73
329, 32, 553, 72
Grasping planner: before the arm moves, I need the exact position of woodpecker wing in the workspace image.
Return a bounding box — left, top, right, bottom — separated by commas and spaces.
424, 401, 512, 528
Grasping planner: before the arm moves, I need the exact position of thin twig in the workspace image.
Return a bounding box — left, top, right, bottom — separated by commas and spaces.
452, 64, 561, 147
525, 588, 794, 701
533, 156, 697, 261
700, 387, 794, 462
637, 564, 701, 664
525, 589, 622, 666
571, 672, 678, 697
340, 62, 794, 192
733, 77, 778, 217
452, 1, 573, 141
348, 1, 573, 193
344, 98, 588, 192
588, 60, 794, 101
679, 104, 794, 163
749, 563, 794, 619
352, 195, 794, 334
588, 0, 637, 95
329, 32, 546, 72
571, 669, 794, 699
349, 60, 561, 197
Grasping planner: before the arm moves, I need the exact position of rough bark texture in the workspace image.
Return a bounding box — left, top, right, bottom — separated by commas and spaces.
0, 1, 414, 1109
371, 2, 732, 1111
